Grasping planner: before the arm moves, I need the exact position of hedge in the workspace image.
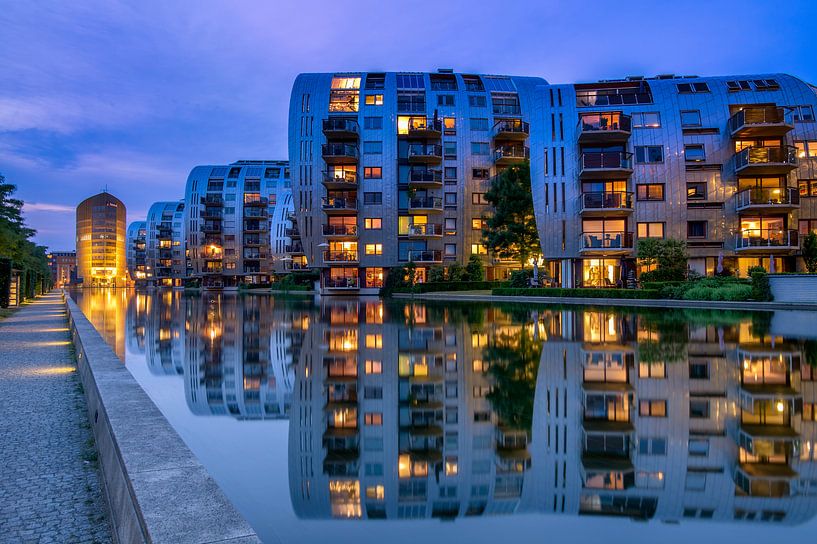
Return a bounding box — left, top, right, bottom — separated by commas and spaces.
492, 288, 662, 299
387, 281, 506, 295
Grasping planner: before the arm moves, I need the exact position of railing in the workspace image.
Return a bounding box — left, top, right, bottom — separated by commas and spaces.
494, 145, 530, 162
409, 197, 443, 210
580, 152, 633, 171
580, 232, 634, 250
202, 223, 222, 233
580, 192, 634, 211
408, 224, 443, 236
203, 195, 224, 206
408, 144, 443, 159
322, 143, 359, 159
408, 169, 443, 184
322, 117, 359, 134
323, 224, 358, 236
285, 227, 299, 237
735, 146, 797, 170
285, 243, 304, 253
321, 197, 358, 211
728, 106, 790, 133
323, 251, 359, 262
736, 187, 799, 209
406, 117, 442, 134
407, 250, 443, 262
493, 119, 530, 137
578, 113, 632, 134
575, 89, 653, 107
243, 196, 269, 206
492, 104, 521, 115
201, 208, 222, 219
243, 208, 267, 218
322, 170, 358, 186
325, 276, 360, 288
244, 236, 263, 245
243, 221, 268, 231
736, 229, 798, 250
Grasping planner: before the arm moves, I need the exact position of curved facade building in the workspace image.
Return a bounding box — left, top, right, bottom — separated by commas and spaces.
288, 70, 545, 294
182, 160, 298, 289
145, 201, 185, 287
126, 220, 147, 285
528, 73, 817, 286
76, 192, 128, 287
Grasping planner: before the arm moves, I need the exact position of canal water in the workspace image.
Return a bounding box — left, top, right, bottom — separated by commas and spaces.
70, 289, 817, 543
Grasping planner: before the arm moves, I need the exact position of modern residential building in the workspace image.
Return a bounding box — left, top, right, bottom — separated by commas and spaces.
126, 221, 147, 285
75, 191, 128, 287
144, 201, 185, 288
288, 70, 544, 294
287, 301, 817, 525
182, 160, 298, 289
47, 250, 77, 288
529, 73, 817, 287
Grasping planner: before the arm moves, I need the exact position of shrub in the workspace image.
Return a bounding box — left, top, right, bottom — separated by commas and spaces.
465, 255, 485, 282
803, 231, 817, 274
446, 263, 468, 282
387, 281, 505, 295
508, 269, 531, 288
749, 266, 772, 301
427, 265, 446, 283
636, 238, 689, 282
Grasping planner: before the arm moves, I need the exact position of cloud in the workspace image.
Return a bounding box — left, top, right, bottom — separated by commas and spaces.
23, 202, 75, 213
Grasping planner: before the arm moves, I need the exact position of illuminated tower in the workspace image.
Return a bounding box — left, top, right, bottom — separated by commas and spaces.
76, 192, 128, 287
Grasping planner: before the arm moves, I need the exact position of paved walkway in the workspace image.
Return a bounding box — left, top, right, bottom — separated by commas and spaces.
0, 292, 111, 544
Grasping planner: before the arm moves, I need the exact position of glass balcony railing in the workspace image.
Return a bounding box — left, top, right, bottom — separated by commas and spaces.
321, 197, 358, 211
408, 144, 443, 160
728, 106, 792, 136
579, 152, 633, 172
735, 146, 797, 171
322, 143, 359, 161
322, 118, 359, 136
735, 229, 798, 250
408, 197, 443, 211
494, 145, 530, 163
580, 192, 634, 212
580, 232, 634, 251
322, 170, 358, 187
493, 119, 530, 138
736, 187, 799, 210
323, 251, 359, 263
325, 276, 360, 289
408, 169, 443, 184
407, 224, 443, 237
323, 224, 358, 237
578, 113, 632, 138
407, 250, 442, 263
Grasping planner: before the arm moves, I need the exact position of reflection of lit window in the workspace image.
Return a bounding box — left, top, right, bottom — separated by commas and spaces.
472, 359, 488, 373
364, 412, 383, 426
398, 454, 411, 479
365, 334, 382, 349
365, 360, 382, 374
328, 480, 361, 518
471, 332, 488, 347
638, 362, 666, 379
365, 485, 384, 500
445, 457, 458, 476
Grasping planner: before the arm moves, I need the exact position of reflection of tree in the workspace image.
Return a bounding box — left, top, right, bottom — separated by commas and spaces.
803, 340, 817, 368
637, 312, 689, 364
485, 328, 543, 432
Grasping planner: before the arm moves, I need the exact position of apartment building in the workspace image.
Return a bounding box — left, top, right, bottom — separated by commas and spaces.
288, 70, 544, 294
126, 221, 147, 285
47, 250, 76, 288
530, 73, 817, 287
287, 301, 817, 525
182, 160, 299, 289
144, 201, 185, 288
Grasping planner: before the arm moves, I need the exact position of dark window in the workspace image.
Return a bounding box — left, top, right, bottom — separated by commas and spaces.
437, 94, 455, 106
681, 110, 702, 127
365, 73, 385, 90
687, 221, 707, 238
364, 192, 382, 205
444, 167, 457, 179
469, 95, 487, 108
364, 116, 383, 129
685, 144, 706, 162
472, 168, 490, 179
689, 363, 709, 380
637, 183, 665, 201
686, 182, 706, 200
690, 400, 710, 419
635, 146, 663, 164
677, 82, 710, 94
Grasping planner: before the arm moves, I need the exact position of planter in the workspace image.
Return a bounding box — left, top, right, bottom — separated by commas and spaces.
768, 274, 817, 303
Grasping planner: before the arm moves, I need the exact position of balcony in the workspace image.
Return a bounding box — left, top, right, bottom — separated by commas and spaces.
285, 243, 304, 254
201, 207, 222, 220
322, 117, 359, 139
577, 113, 632, 144
243, 207, 268, 218
243, 236, 263, 246
735, 229, 798, 253
243, 197, 269, 207
734, 463, 796, 498
321, 197, 358, 214
736, 187, 799, 212
322, 224, 358, 238
407, 224, 443, 238
322, 143, 359, 165
285, 227, 300, 238
579, 152, 633, 179
202, 194, 224, 206
737, 424, 800, 458
579, 192, 634, 216
323, 251, 359, 264
407, 144, 443, 164
579, 232, 634, 255
407, 168, 443, 188
406, 117, 442, 139
322, 170, 358, 190
494, 145, 529, 165
407, 250, 443, 263
492, 119, 530, 141
325, 276, 360, 290
243, 221, 268, 233
201, 222, 222, 234
728, 106, 793, 138
734, 146, 797, 175
408, 196, 443, 214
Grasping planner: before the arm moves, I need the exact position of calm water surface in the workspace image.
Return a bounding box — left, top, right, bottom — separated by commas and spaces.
70, 289, 817, 544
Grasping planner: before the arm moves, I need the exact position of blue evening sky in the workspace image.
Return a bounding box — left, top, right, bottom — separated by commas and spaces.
2, 0, 816, 250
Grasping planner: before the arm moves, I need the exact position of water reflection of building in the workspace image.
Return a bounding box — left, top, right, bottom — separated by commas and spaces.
182, 294, 304, 419
289, 303, 817, 526
144, 290, 186, 375
72, 288, 129, 359
126, 291, 149, 354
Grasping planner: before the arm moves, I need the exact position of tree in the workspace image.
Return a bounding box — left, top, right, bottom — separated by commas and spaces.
803, 231, 817, 274
636, 238, 688, 282
446, 262, 467, 281
465, 254, 484, 282
482, 162, 541, 268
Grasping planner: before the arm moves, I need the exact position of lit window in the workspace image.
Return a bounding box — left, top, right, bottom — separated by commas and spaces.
471, 218, 485, 230
364, 218, 382, 230
365, 334, 383, 349
636, 183, 664, 201
365, 243, 383, 255
365, 359, 382, 374
472, 193, 489, 205
638, 361, 666, 378
686, 182, 706, 200
639, 399, 667, 417
637, 222, 664, 239
364, 167, 381, 178
364, 412, 383, 426
365, 94, 383, 106
365, 485, 384, 500
471, 244, 487, 255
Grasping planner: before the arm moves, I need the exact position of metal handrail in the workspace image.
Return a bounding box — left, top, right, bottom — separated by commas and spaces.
735, 146, 797, 169
408, 169, 443, 183
409, 197, 443, 209
580, 231, 634, 250
493, 119, 530, 135
407, 250, 442, 262
728, 106, 790, 133
736, 229, 798, 249
323, 118, 360, 133
408, 144, 443, 158
323, 224, 358, 236
322, 143, 359, 158
323, 171, 358, 184
736, 187, 799, 208
580, 191, 634, 210
321, 197, 358, 210
580, 152, 633, 170
323, 251, 359, 262
578, 113, 632, 133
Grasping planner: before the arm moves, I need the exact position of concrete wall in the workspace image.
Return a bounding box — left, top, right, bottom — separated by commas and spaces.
64, 295, 260, 544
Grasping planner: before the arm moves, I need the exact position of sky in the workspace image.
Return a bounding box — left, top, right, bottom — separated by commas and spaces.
2, 0, 816, 251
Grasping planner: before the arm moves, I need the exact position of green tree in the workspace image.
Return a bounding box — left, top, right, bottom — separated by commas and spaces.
446, 262, 467, 281
482, 162, 540, 268
427, 265, 446, 283
803, 231, 817, 274
637, 238, 688, 282
465, 254, 485, 282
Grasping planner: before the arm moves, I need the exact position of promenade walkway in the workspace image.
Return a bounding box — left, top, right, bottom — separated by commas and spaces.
0, 292, 111, 543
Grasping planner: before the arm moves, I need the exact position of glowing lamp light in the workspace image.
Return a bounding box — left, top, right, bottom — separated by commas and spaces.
776, 401, 785, 413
